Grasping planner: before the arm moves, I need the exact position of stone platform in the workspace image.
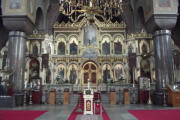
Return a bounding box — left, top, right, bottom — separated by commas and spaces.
76, 115, 103, 120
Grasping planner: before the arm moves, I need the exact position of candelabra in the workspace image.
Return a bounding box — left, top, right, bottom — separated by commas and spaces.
59, 0, 123, 21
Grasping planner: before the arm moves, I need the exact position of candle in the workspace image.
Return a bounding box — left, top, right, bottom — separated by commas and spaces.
6, 58, 9, 68
88, 79, 89, 89
90, 0, 92, 7
162, 79, 165, 88
69, 5, 71, 13
149, 79, 150, 89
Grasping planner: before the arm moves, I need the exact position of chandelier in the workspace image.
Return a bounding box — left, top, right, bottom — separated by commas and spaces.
59, 0, 123, 22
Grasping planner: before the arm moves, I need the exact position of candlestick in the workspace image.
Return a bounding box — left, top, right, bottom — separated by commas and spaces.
162, 79, 166, 89
88, 78, 90, 89
90, 0, 92, 7
149, 79, 150, 89
147, 78, 152, 105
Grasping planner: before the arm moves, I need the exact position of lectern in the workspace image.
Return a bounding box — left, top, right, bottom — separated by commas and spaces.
83, 89, 94, 115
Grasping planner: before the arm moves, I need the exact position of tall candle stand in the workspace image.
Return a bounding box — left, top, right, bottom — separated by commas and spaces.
162, 80, 167, 107
147, 79, 152, 105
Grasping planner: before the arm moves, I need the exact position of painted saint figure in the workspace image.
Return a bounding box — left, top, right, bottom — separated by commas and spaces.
69, 66, 77, 84
159, 0, 170, 7
102, 41, 110, 55
33, 45, 38, 56
83, 24, 97, 46
115, 67, 123, 81
57, 68, 64, 84
47, 44, 51, 54
9, 0, 21, 9
103, 67, 111, 83
70, 42, 78, 55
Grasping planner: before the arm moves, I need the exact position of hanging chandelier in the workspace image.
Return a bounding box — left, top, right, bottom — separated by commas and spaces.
59, 0, 123, 21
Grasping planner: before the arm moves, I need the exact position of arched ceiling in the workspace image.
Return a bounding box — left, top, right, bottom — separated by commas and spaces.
35, 7, 44, 33
46, 0, 59, 34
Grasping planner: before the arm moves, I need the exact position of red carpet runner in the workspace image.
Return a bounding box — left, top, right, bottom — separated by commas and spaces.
68, 92, 110, 120
128, 109, 180, 120
68, 104, 110, 120
0, 110, 47, 120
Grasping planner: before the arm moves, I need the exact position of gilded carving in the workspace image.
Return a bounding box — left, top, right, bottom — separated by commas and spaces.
24, 14, 154, 85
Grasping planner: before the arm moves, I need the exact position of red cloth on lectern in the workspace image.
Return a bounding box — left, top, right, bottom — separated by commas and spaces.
94, 103, 101, 114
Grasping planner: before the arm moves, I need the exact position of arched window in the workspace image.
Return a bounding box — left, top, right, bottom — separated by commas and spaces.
114, 42, 122, 54
70, 42, 78, 55
69, 65, 77, 84
35, 8, 44, 33
102, 41, 110, 55
33, 45, 38, 56
114, 64, 124, 82
58, 42, 65, 55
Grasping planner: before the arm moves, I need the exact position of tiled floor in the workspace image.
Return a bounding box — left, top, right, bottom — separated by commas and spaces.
0, 104, 179, 120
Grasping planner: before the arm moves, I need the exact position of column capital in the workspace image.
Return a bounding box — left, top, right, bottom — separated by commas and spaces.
2, 16, 35, 35
154, 30, 171, 37
9, 31, 26, 38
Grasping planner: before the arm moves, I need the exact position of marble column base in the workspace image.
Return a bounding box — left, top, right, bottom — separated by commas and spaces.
152, 90, 168, 106
14, 93, 24, 106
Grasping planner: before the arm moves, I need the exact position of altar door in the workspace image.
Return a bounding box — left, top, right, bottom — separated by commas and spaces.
83, 62, 97, 84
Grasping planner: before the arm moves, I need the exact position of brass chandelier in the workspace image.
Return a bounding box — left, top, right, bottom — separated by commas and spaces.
59, 0, 123, 21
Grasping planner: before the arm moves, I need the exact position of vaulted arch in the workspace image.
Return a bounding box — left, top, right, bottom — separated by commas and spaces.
136, 6, 146, 32
35, 7, 44, 33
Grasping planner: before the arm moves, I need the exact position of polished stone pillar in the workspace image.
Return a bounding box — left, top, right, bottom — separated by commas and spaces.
8, 31, 26, 93
154, 30, 174, 91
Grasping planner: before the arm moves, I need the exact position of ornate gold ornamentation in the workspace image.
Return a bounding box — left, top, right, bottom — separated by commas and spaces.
59, 0, 123, 22
53, 17, 126, 29
28, 34, 45, 40
86, 100, 91, 111
127, 33, 152, 39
